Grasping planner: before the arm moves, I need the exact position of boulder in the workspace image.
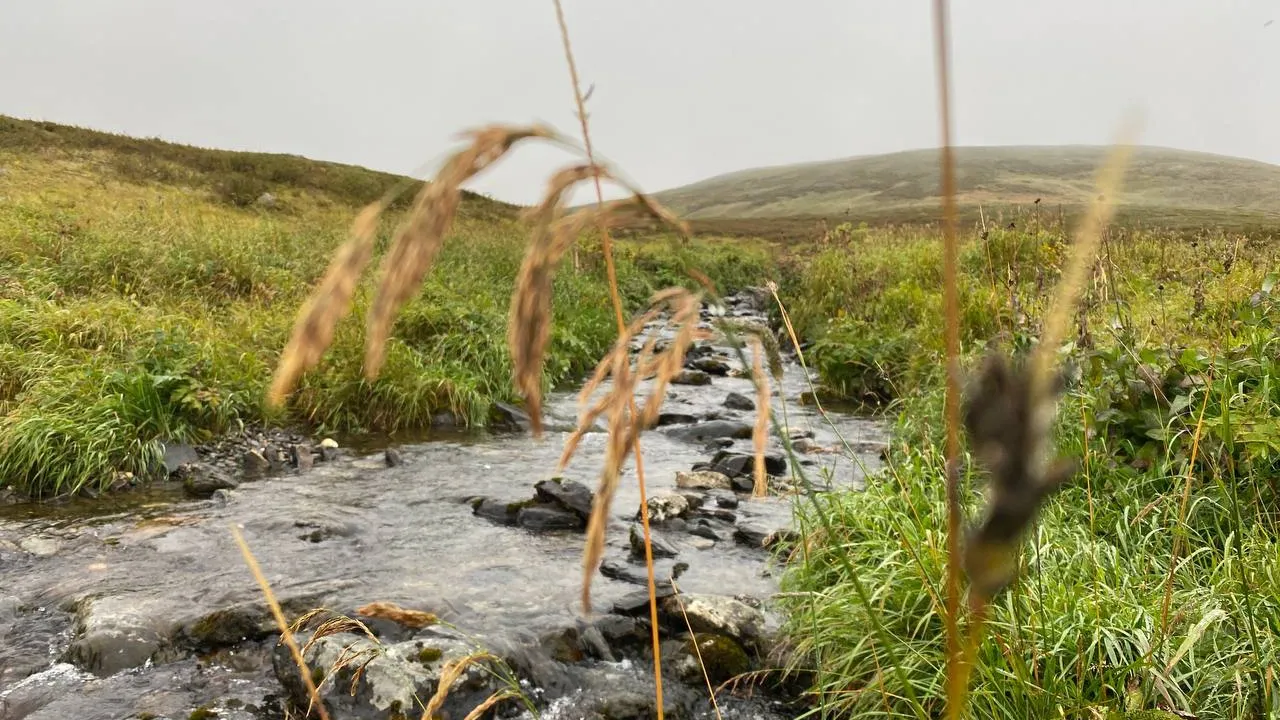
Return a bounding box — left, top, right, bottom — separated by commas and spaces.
534, 478, 595, 520
675, 470, 733, 491
659, 593, 765, 651
517, 504, 585, 532
671, 369, 712, 386
471, 497, 525, 526
629, 525, 679, 559
671, 634, 751, 685
697, 450, 786, 479
182, 467, 239, 498
688, 357, 732, 376
664, 420, 753, 444
67, 595, 174, 675
642, 492, 690, 523
384, 448, 404, 467
274, 629, 501, 720
723, 392, 756, 411
492, 401, 532, 431
654, 412, 698, 427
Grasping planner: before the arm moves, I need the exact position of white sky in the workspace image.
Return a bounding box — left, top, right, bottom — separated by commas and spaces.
2, 0, 1277, 205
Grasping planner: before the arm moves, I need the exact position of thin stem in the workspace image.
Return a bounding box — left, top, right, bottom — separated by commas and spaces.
551, 2, 665, 716
931, 0, 967, 717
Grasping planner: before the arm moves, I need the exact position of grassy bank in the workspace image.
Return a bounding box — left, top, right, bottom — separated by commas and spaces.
775, 221, 1279, 718
0, 117, 774, 498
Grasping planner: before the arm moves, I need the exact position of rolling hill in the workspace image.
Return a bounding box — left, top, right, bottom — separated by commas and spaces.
652, 145, 1280, 231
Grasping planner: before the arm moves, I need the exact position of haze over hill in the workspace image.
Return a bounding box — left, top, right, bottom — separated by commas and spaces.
652, 145, 1280, 227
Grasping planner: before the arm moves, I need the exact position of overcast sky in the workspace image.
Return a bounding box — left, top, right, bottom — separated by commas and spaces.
2, 1, 1277, 205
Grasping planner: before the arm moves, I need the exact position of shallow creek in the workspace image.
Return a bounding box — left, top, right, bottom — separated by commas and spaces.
0, 292, 887, 720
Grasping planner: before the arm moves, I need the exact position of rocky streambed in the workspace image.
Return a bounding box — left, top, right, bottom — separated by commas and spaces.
0, 291, 888, 720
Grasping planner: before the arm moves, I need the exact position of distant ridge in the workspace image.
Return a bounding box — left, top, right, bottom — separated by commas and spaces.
651, 145, 1280, 229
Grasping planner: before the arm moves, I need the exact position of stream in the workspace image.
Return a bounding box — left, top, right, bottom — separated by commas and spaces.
0, 290, 887, 720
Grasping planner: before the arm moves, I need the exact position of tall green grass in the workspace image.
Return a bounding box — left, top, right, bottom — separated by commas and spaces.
776, 220, 1279, 719
0, 130, 774, 498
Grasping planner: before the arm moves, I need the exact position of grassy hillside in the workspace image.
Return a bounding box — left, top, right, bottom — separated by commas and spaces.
0, 115, 774, 497
653, 145, 1280, 229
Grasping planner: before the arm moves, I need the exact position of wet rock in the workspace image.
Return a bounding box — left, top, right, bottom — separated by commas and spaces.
664, 420, 753, 444
613, 586, 677, 616
688, 356, 732, 376
381, 448, 403, 467
292, 444, 314, 471
471, 497, 526, 526
432, 410, 461, 428
672, 634, 751, 685
0, 662, 95, 719
492, 401, 532, 431
630, 525, 679, 559
685, 343, 714, 360
655, 412, 698, 427
691, 537, 716, 550
534, 477, 595, 520
241, 449, 270, 476
18, 535, 61, 557
792, 437, 833, 454
295, 516, 359, 543
593, 614, 644, 648
730, 474, 759, 494
675, 470, 733, 491
642, 492, 690, 523
699, 507, 738, 523
697, 449, 786, 479
182, 467, 239, 498
517, 504, 585, 532
660, 594, 765, 651
600, 559, 686, 586
184, 603, 272, 649
689, 522, 722, 542
160, 441, 200, 475
68, 595, 174, 675
0, 486, 21, 505
710, 490, 740, 509
735, 522, 798, 550
671, 369, 712, 386
275, 629, 500, 720
723, 391, 756, 411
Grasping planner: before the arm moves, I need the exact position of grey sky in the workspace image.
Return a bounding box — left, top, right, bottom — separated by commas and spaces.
2, 1, 1277, 205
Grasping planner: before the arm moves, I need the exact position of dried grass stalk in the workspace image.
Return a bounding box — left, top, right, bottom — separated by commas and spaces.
462, 690, 519, 720
231, 526, 332, 720
354, 601, 439, 630
750, 337, 771, 498
560, 287, 705, 613
365, 125, 553, 379
420, 653, 497, 720
510, 169, 689, 437
268, 202, 385, 408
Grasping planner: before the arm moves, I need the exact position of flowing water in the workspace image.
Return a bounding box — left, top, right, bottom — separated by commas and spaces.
0, 293, 887, 720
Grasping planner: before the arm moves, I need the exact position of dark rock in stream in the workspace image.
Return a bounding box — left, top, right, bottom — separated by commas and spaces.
723, 391, 756, 411
470, 497, 527, 525
671, 634, 751, 685
695, 449, 787, 480
687, 356, 732, 376
383, 448, 404, 467
533, 477, 595, 520
630, 524, 679, 559
663, 419, 753, 444
517, 504, 585, 532
492, 401, 533, 431
654, 412, 699, 427
180, 466, 239, 498
159, 441, 199, 475
671, 369, 712, 386
241, 449, 271, 476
